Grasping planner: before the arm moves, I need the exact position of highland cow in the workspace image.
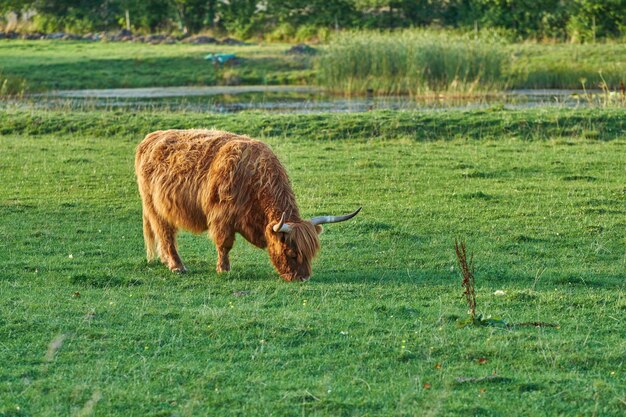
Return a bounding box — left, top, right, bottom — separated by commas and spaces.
135, 129, 360, 281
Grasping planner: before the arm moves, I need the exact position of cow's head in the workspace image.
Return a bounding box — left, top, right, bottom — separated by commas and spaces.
267, 208, 361, 281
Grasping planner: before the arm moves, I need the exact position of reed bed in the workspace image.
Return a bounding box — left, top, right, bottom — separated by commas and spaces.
317, 31, 510, 96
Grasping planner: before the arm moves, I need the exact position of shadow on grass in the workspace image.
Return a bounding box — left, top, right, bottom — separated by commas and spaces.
4, 108, 626, 142
62, 255, 625, 290
70, 273, 144, 288
314, 268, 626, 290
316, 269, 452, 285
14, 57, 217, 90
12, 54, 307, 91
552, 274, 626, 289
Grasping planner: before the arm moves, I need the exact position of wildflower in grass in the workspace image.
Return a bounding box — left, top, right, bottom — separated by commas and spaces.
68, 254, 73, 259
302, 299, 307, 306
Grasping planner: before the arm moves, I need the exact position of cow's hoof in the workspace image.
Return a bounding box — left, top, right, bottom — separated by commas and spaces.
216, 265, 230, 273
171, 265, 187, 273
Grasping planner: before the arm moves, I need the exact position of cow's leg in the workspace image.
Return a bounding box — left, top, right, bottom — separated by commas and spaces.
211, 225, 235, 273
143, 201, 186, 273
142, 211, 157, 262
155, 221, 186, 273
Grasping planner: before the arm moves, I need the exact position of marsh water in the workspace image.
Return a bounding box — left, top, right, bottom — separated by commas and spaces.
18, 86, 622, 113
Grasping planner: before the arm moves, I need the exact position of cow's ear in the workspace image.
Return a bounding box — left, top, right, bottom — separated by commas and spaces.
314, 225, 323, 234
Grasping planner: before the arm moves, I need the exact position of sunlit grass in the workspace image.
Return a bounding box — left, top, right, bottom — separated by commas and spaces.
0, 108, 624, 416
0, 40, 315, 91
510, 42, 626, 89
1, 37, 626, 95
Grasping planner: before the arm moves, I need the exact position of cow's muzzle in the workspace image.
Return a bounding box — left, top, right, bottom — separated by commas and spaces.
281, 273, 310, 282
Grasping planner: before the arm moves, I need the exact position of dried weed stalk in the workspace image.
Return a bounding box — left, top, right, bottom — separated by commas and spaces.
455, 239, 476, 320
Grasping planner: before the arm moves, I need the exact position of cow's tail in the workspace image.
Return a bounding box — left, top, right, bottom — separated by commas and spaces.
143, 213, 157, 261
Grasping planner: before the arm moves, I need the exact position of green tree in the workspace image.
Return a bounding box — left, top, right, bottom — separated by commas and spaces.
446, 0, 571, 39
266, 0, 356, 28
567, 0, 626, 41
354, 0, 444, 28
139, 0, 174, 32
218, 0, 261, 37
170, 0, 216, 33
0, 0, 34, 15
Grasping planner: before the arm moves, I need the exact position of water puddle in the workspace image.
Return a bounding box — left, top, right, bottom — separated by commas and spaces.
15, 86, 624, 113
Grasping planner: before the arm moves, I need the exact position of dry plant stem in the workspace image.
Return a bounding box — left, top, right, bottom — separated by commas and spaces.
455, 239, 476, 320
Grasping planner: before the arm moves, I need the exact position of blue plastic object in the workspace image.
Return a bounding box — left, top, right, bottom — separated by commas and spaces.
205, 53, 237, 64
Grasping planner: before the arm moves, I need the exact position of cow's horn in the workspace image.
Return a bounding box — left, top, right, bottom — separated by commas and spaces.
272, 212, 292, 233
310, 207, 361, 226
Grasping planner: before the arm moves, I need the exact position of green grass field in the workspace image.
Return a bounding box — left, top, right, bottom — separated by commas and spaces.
1, 38, 626, 94
0, 108, 624, 416
510, 42, 626, 89
0, 40, 314, 92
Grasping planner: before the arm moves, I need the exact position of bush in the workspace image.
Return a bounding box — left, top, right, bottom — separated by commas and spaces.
265, 22, 296, 42
32, 14, 94, 34
294, 24, 318, 43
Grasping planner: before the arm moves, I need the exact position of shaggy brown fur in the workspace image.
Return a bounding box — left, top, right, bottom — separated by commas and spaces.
135, 129, 323, 281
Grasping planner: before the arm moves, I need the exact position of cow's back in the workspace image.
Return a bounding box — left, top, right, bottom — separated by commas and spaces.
135, 129, 251, 233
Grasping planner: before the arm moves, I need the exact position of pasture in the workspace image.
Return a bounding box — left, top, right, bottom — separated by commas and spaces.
0, 40, 315, 92
2, 38, 626, 95
0, 108, 624, 416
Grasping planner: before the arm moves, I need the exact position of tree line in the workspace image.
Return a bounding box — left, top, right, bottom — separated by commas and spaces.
1, 0, 625, 41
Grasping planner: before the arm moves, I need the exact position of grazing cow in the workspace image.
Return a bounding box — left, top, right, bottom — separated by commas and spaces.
135, 129, 360, 281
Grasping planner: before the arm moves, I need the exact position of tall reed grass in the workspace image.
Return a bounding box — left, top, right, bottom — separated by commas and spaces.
0, 72, 27, 98
317, 31, 510, 96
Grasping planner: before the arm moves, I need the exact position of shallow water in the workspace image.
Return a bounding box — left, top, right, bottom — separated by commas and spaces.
18, 86, 625, 113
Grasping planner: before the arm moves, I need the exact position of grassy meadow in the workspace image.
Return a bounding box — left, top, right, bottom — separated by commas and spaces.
0, 40, 315, 93
0, 108, 625, 416
2, 36, 626, 96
